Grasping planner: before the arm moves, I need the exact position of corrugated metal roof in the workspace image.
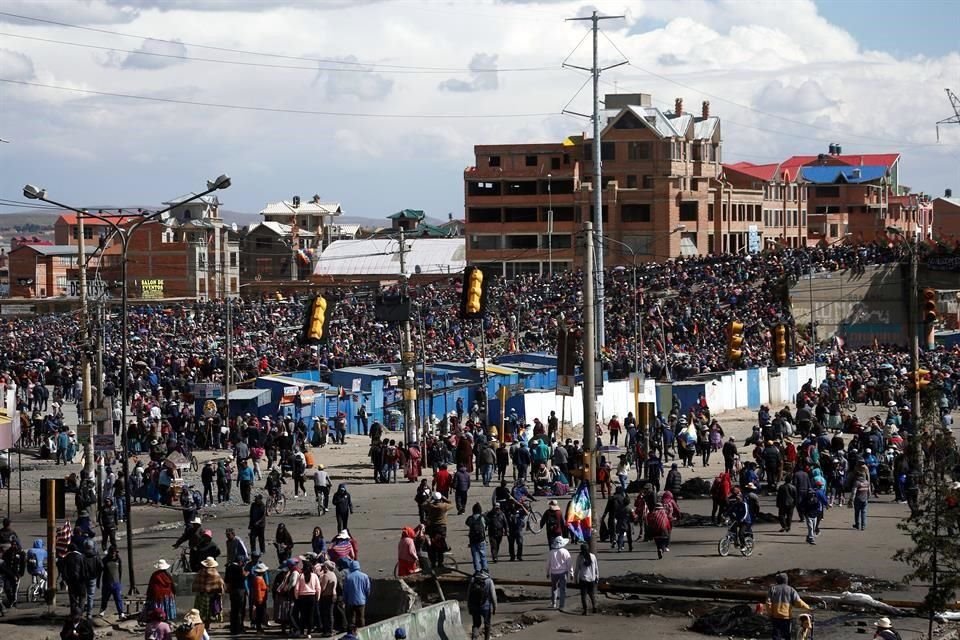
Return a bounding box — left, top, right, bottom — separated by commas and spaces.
247, 221, 316, 237
800, 165, 888, 184
314, 238, 466, 277
934, 197, 960, 208
14, 244, 98, 256
260, 201, 342, 216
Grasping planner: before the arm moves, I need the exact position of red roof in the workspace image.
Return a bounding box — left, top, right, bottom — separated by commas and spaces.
56, 213, 141, 226
723, 163, 781, 182
781, 153, 899, 171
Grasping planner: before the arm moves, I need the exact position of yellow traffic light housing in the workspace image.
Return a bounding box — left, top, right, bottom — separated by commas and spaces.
727, 320, 744, 364
773, 324, 788, 366
302, 295, 331, 344
922, 288, 938, 324
460, 266, 487, 319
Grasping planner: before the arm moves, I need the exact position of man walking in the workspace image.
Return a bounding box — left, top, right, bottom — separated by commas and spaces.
766, 573, 811, 640
248, 495, 266, 555
776, 480, 797, 533
465, 503, 488, 573
467, 569, 497, 640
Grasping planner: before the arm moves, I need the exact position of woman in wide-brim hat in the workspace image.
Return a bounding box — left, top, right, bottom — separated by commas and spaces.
175, 609, 206, 640
143, 558, 177, 623
191, 557, 225, 626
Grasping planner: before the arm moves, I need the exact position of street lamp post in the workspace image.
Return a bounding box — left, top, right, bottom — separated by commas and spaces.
23, 175, 231, 593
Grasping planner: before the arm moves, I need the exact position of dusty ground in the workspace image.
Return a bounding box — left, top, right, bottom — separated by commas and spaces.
1, 396, 957, 640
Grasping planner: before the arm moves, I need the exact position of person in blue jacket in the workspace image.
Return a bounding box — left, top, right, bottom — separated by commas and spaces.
343, 559, 371, 629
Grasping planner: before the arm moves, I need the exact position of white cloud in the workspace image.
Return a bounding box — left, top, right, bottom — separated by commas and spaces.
0, 0, 957, 217
101, 38, 188, 70
0, 49, 34, 81
439, 53, 500, 93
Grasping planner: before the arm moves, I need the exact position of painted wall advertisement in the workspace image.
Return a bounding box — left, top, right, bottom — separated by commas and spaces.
140, 279, 165, 299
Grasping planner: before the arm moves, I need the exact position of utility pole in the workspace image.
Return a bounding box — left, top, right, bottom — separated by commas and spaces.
581, 221, 598, 552
77, 212, 94, 476
909, 243, 922, 423
398, 229, 417, 444
564, 10, 626, 352
225, 295, 232, 432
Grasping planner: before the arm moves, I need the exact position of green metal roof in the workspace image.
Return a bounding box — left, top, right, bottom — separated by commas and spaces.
388, 209, 425, 221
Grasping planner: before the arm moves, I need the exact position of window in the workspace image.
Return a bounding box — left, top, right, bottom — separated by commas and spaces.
525, 155, 537, 167
626, 175, 638, 189
503, 235, 538, 250
708, 203, 714, 222
467, 181, 501, 196
621, 204, 652, 222
642, 175, 654, 189
679, 202, 698, 221
692, 143, 702, 161
56, 275, 67, 291
488, 155, 501, 167
551, 206, 575, 221
563, 153, 570, 165
601, 142, 616, 161
467, 207, 501, 223
505, 181, 537, 196
623, 234, 653, 255
627, 142, 652, 160
71, 226, 94, 240
503, 207, 537, 223
551, 157, 561, 170
588, 205, 609, 222
829, 224, 839, 237
815, 186, 840, 198
230, 252, 237, 268
469, 235, 501, 250
547, 234, 572, 249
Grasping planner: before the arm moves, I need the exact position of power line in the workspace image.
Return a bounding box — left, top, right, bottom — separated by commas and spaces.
0, 10, 554, 73
1, 31, 559, 75
1, 78, 558, 119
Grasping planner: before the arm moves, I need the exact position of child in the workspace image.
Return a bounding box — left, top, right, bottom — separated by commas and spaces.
250, 563, 269, 633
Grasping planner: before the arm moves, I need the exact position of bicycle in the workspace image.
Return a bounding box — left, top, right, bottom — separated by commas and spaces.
28, 573, 47, 603
172, 546, 191, 575
718, 526, 754, 557
266, 490, 286, 515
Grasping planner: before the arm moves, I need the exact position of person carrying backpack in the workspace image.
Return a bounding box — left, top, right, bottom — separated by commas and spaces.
465, 503, 488, 573
467, 569, 497, 640
539, 500, 565, 546
800, 480, 828, 545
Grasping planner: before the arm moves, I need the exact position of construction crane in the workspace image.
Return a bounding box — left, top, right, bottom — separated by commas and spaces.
936, 88, 960, 142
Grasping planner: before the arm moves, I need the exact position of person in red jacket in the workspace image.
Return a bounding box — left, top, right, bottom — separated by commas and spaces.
432, 464, 453, 498
647, 502, 673, 560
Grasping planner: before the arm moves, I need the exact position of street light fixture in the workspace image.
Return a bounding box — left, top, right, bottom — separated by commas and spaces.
22, 175, 231, 595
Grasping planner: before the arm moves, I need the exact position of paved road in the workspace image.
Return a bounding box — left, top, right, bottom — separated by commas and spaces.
3, 398, 958, 636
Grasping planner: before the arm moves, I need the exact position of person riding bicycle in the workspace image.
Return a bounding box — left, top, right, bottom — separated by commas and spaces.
510, 482, 534, 510
726, 487, 753, 550
264, 467, 285, 501
26, 539, 48, 583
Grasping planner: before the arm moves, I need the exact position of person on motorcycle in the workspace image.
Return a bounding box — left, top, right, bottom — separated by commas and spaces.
726, 487, 752, 550
421, 493, 452, 569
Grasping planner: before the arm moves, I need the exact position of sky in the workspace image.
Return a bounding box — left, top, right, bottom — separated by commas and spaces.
1, 0, 959, 221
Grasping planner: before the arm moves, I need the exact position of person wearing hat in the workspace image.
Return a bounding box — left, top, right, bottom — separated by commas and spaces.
538, 499, 564, 546
191, 558, 225, 626
317, 560, 338, 636
145, 559, 177, 622
178, 609, 207, 640
313, 463, 332, 514
875, 617, 900, 640
248, 563, 269, 633
765, 573, 811, 640
394, 628, 407, 640
545, 537, 572, 610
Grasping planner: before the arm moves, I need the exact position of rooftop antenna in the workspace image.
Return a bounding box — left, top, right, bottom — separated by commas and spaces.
936, 88, 960, 142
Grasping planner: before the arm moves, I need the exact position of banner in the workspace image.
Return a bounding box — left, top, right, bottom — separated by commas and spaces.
565, 480, 592, 542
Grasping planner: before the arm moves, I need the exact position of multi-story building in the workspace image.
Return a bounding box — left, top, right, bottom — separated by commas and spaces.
888, 193, 934, 240
7, 244, 99, 298
239, 221, 317, 285
49, 195, 239, 300
465, 94, 726, 274
720, 163, 808, 250
260, 196, 343, 250
933, 189, 960, 243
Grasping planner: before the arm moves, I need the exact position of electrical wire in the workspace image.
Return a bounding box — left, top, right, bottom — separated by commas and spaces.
1, 31, 560, 75
0, 10, 555, 73
0, 78, 558, 119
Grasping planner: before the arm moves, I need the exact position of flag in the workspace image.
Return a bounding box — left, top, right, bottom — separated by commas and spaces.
338, 386, 346, 400
565, 480, 592, 542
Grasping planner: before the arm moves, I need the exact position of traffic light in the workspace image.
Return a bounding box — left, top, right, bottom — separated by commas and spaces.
773, 324, 787, 366
922, 288, 938, 324
460, 266, 487, 319
302, 295, 331, 344
726, 320, 744, 365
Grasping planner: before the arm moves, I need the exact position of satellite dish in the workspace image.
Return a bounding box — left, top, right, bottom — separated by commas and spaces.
231, 223, 238, 233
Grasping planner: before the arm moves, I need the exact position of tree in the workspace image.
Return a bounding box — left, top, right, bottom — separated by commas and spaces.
894, 386, 958, 639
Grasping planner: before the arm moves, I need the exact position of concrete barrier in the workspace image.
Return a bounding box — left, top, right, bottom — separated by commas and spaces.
357, 600, 466, 640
